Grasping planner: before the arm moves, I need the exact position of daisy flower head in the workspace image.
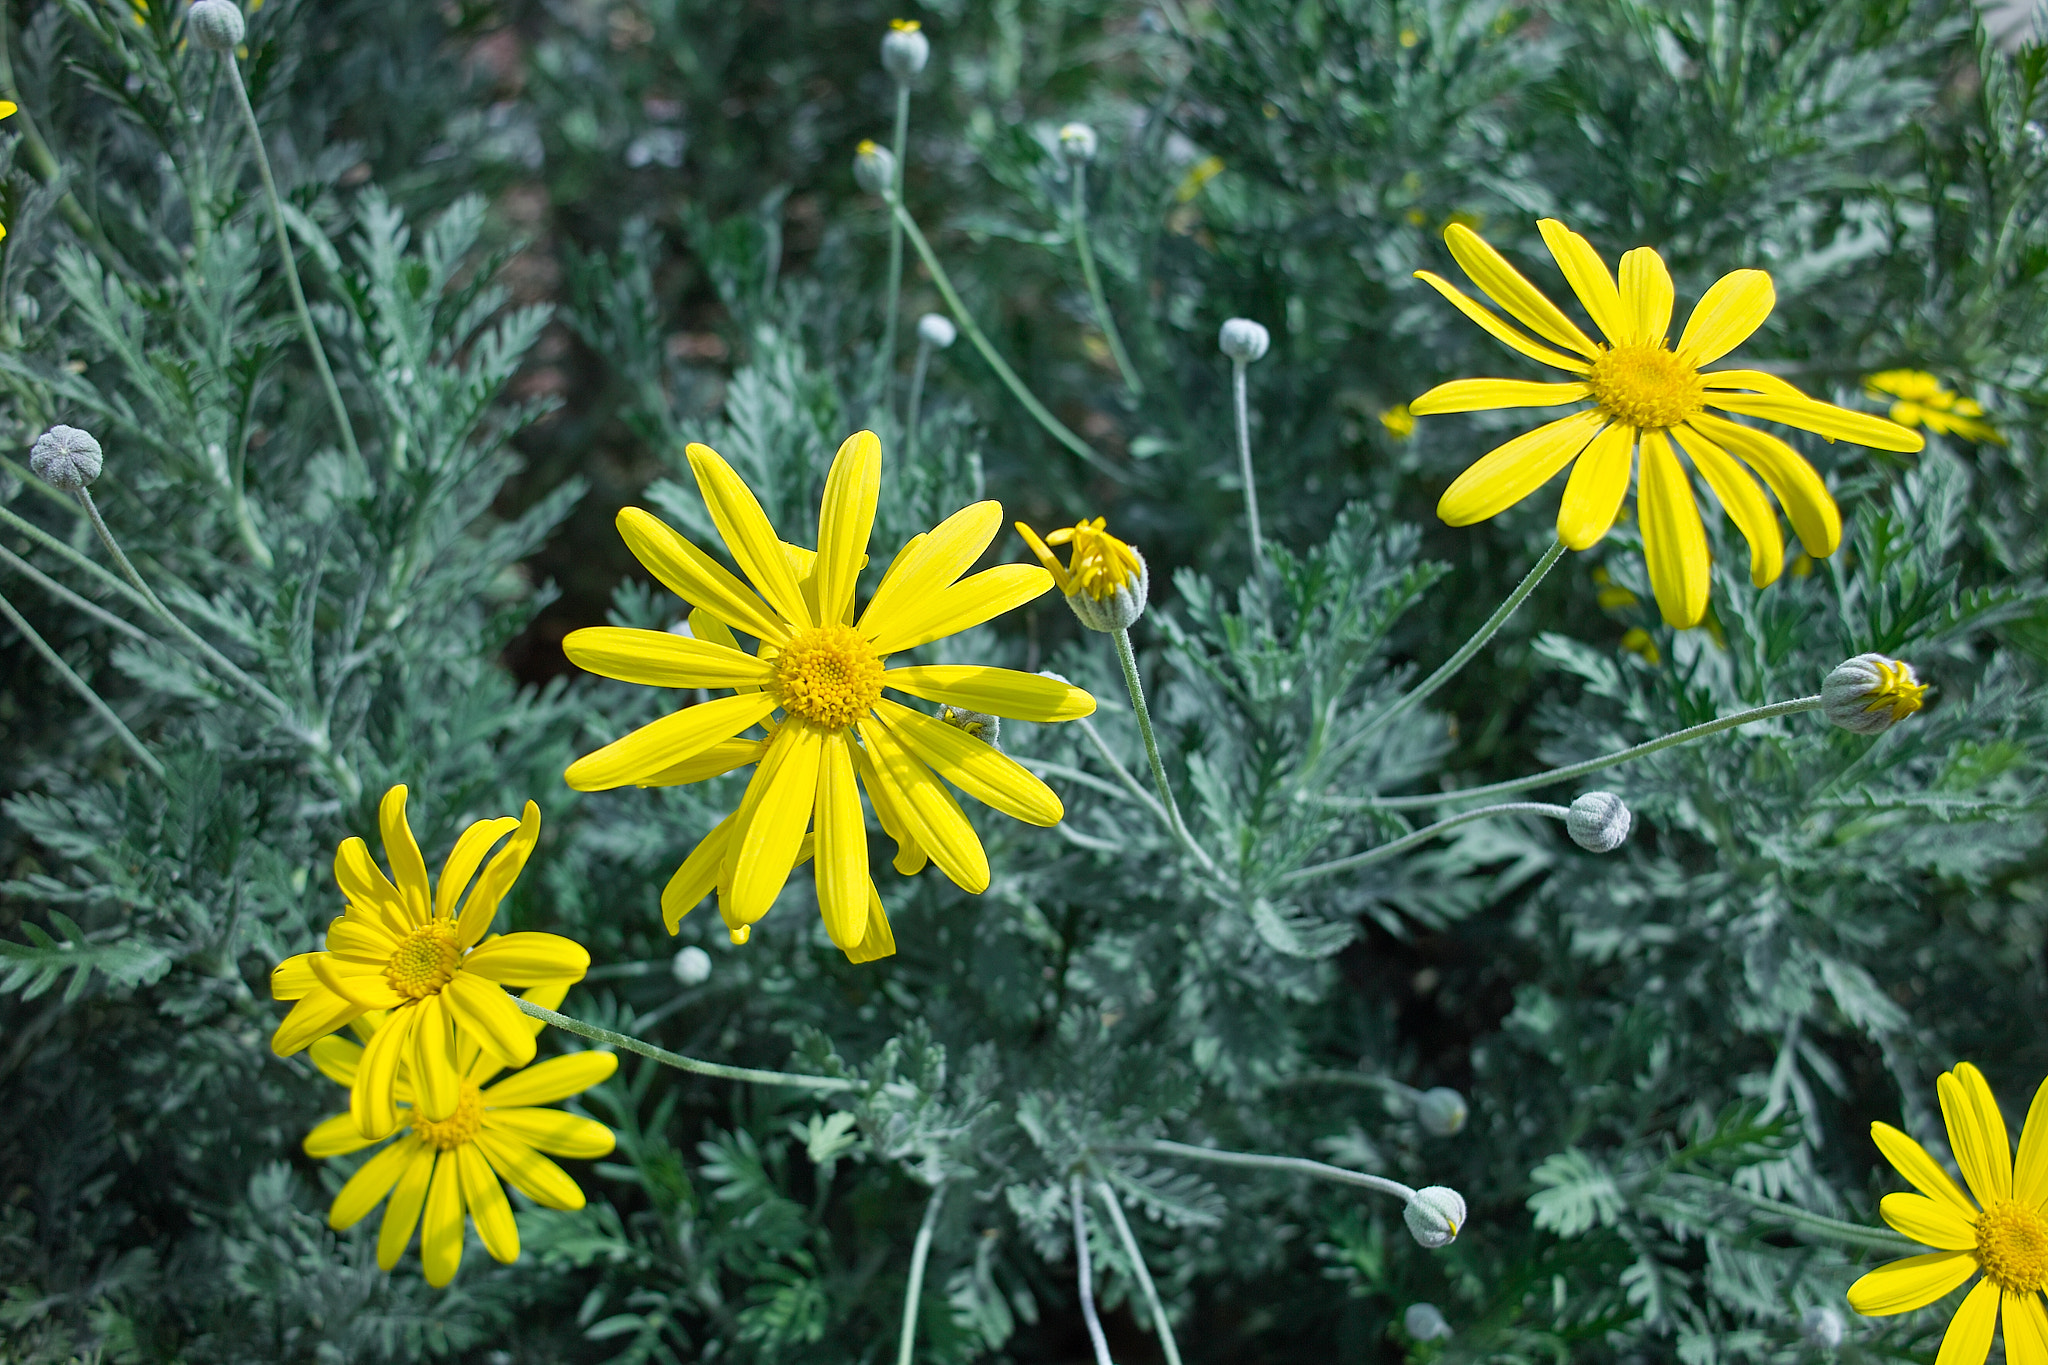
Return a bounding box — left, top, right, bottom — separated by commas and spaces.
562, 430, 1097, 960
270, 785, 591, 1139
303, 997, 616, 1288
1865, 370, 2005, 446
1849, 1062, 2048, 1365
1409, 218, 1924, 628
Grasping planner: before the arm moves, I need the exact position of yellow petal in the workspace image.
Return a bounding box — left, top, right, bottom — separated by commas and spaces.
685, 442, 813, 630
330, 1134, 421, 1229
1437, 410, 1607, 527
311, 953, 404, 1010
1618, 247, 1674, 346
353, 1004, 416, 1139
851, 741, 928, 877
1847, 1250, 1978, 1316
325, 917, 398, 963
334, 838, 409, 936
844, 885, 898, 964
859, 501, 1005, 638
616, 506, 790, 645
271, 985, 363, 1056
271, 952, 319, 1001
1882, 1192, 1979, 1251
1636, 429, 1710, 629
1412, 270, 1590, 373
1670, 423, 1784, 588
866, 564, 1053, 655
1699, 369, 1809, 399
456, 1144, 519, 1264
1686, 414, 1841, 558
309, 1033, 363, 1087
1935, 1279, 2001, 1365
483, 1050, 619, 1108
883, 665, 1096, 721
663, 811, 739, 932
563, 627, 776, 689
1012, 522, 1073, 595
1942, 1064, 2015, 1206
726, 724, 825, 925
410, 994, 461, 1122
635, 737, 765, 788
2006, 1292, 2048, 1365
1554, 421, 1634, 550
486, 1108, 618, 1159
475, 1131, 586, 1211
815, 430, 881, 629
873, 697, 1063, 827
378, 785, 432, 924
434, 816, 521, 921
375, 1144, 436, 1270
305, 1111, 380, 1160
420, 1147, 466, 1287
813, 730, 870, 951
1874, 1122, 1980, 1217
1675, 269, 1774, 365
454, 801, 541, 949
564, 691, 778, 792
1706, 392, 1925, 452
2014, 1076, 2048, 1209
1409, 378, 1592, 415
1537, 218, 1629, 346
857, 715, 989, 893
1444, 222, 1598, 356
445, 972, 537, 1069
460, 932, 591, 984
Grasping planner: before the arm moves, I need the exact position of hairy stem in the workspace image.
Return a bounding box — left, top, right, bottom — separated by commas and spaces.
0, 542, 153, 644
1662, 1174, 1919, 1253
0, 585, 163, 778
1232, 359, 1262, 563
1071, 164, 1143, 397
904, 336, 933, 464
1114, 627, 1224, 878
1281, 801, 1570, 887
1095, 1179, 1184, 1365
896, 1183, 946, 1365
516, 999, 860, 1092
1125, 1137, 1418, 1203
1071, 1176, 1114, 1365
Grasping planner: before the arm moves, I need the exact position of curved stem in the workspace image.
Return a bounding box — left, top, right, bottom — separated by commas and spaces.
1128, 1138, 1417, 1203
1071, 164, 1142, 398
1071, 1176, 1114, 1365
0, 502, 158, 617
896, 1183, 946, 1365
1114, 627, 1223, 878
1095, 1180, 1183, 1365
878, 82, 912, 395
1281, 801, 1569, 887
1231, 360, 1261, 563
0, 586, 163, 778
515, 998, 860, 1092
1344, 697, 1827, 811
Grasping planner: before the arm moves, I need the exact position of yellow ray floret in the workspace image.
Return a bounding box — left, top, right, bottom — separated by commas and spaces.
562, 430, 1097, 960
1408, 218, 1924, 629
302, 1001, 616, 1288
270, 786, 590, 1138
1865, 369, 2005, 446
1849, 1062, 2048, 1365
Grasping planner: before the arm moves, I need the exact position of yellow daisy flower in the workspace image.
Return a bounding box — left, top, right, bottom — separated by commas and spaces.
1865, 370, 2005, 446
1409, 219, 1924, 628
1849, 1062, 2048, 1364
562, 430, 1097, 957
270, 785, 591, 1139
303, 1003, 616, 1288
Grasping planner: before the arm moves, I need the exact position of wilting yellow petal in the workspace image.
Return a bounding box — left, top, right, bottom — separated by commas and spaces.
1675, 269, 1774, 366
1942, 1063, 2014, 1207
1554, 422, 1634, 550
1437, 410, 1607, 527
565, 691, 778, 791
1670, 423, 1784, 588
563, 627, 775, 689
1537, 218, 1629, 346
1444, 223, 1598, 356
1706, 392, 1925, 452
1412, 270, 1590, 373
1636, 429, 1709, 629
685, 442, 814, 630
883, 665, 1095, 721
1685, 414, 1841, 558
1847, 1250, 1979, 1316
616, 506, 791, 645
1410, 378, 1591, 415
1618, 247, 1674, 346
815, 430, 881, 629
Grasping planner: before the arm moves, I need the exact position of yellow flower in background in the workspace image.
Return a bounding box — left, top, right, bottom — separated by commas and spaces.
304, 1004, 616, 1288
1380, 402, 1417, 439
1849, 1063, 2048, 1365
1175, 155, 1225, 203
562, 430, 1097, 960
270, 786, 590, 1138
1865, 370, 2005, 445
1409, 219, 1924, 629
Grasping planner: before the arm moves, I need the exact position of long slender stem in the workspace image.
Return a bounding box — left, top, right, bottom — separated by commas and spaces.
0, 586, 163, 778
1071, 164, 1143, 398
0, 502, 159, 617
1281, 801, 1570, 887
879, 81, 912, 393
1071, 1176, 1114, 1365
0, 542, 153, 644
515, 999, 860, 1092
1128, 1138, 1417, 1203
1660, 1174, 1917, 1253
1343, 697, 1827, 811
1113, 627, 1223, 878
904, 337, 933, 464
1231, 359, 1261, 563
889, 197, 1124, 479
222, 56, 362, 467
896, 1183, 946, 1365
1095, 1180, 1183, 1365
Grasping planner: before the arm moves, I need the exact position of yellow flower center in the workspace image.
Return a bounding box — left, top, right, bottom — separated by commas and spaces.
1976, 1198, 2048, 1294
1587, 344, 1704, 431
1865, 658, 1928, 722
772, 624, 885, 729
1047, 519, 1143, 601
890, 17, 921, 31
384, 921, 459, 1000
410, 1082, 485, 1151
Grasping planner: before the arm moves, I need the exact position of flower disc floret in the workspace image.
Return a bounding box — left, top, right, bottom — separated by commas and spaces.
1587, 345, 1703, 431
1975, 1199, 2048, 1294
385, 923, 459, 999
411, 1082, 485, 1151
773, 624, 886, 728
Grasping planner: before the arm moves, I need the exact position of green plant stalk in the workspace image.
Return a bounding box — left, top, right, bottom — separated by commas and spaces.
0, 585, 164, 778
222, 54, 362, 469
888, 196, 1124, 479
0, 502, 158, 616
1095, 1179, 1184, 1365
1130, 1138, 1418, 1203
1071, 1175, 1115, 1365
1071, 163, 1143, 398
1113, 626, 1224, 878
515, 999, 860, 1092
0, 542, 153, 644
1231, 357, 1261, 562
1348, 697, 1828, 811
896, 1182, 946, 1365
904, 335, 933, 463
879, 81, 911, 391
1283, 801, 1569, 886
1661, 1174, 1918, 1253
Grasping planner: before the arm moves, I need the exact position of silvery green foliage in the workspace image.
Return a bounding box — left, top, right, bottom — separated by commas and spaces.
3, 2, 2047, 1363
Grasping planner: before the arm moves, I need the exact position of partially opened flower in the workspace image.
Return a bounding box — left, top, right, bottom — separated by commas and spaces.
562, 430, 1096, 959
1848, 1063, 2048, 1365
270, 785, 591, 1138
304, 1000, 616, 1288
1409, 218, 1924, 628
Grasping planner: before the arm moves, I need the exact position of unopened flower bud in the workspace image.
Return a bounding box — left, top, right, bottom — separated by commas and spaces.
882, 19, 930, 79
187, 0, 246, 51
1801, 1304, 1845, 1349
1058, 122, 1098, 163
672, 945, 712, 986
1822, 653, 1927, 734
1566, 791, 1631, 853
1017, 519, 1147, 633
1219, 317, 1271, 363
940, 706, 1001, 750
1413, 1086, 1468, 1137
853, 140, 898, 196
1403, 1303, 1452, 1341
1404, 1185, 1467, 1249
29, 425, 103, 491
916, 313, 957, 349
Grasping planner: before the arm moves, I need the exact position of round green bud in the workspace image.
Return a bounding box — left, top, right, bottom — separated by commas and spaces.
853, 140, 898, 196
1403, 1303, 1452, 1341
1219, 317, 1271, 362
881, 20, 930, 79
29, 425, 103, 491
672, 945, 712, 986
1404, 1185, 1466, 1249
916, 313, 957, 349
187, 0, 246, 51
1413, 1086, 1469, 1137
1058, 122, 1099, 163
1566, 791, 1631, 853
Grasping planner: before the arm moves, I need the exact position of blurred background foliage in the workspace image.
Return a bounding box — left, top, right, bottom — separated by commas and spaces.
1, 0, 2046, 1360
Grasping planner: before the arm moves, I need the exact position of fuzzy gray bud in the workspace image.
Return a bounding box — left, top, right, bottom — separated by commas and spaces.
1404, 1185, 1467, 1249
1413, 1086, 1469, 1137
1800, 1305, 1845, 1349
1403, 1303, 1452, 1341
1065, 546, 1148, 633
1219, 317, 1271, 363
671, 945, 712, 986
940, 706, 1001, 750
853, 140, 898, 196
881, 21, 930, 80
1822, 653, 1927, 734
1566, 791, 1631, 853
1058, 122, 1099, 163
916, 313, 957, 349
29, 425, 103, 491
187, 0, 246, 51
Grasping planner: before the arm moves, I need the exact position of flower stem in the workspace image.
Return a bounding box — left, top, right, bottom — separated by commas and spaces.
1281, 801, 1569, 887
0, 542, 153, 645
1232, 358, 1262, 564
0, 585, 163, 778
515, 998, 860, 1092
0, 502, 159, 617
1126, 1137, 1418, 1203
878, 81, 912, 394
1662, 1174, 1918, 1253
1113, 626, 1223, 878
1071, 164, 1142, 398
896, 1183, 946, 1365
1095, 1179, 1183, 1365
1071, 1175, 1114, 1365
